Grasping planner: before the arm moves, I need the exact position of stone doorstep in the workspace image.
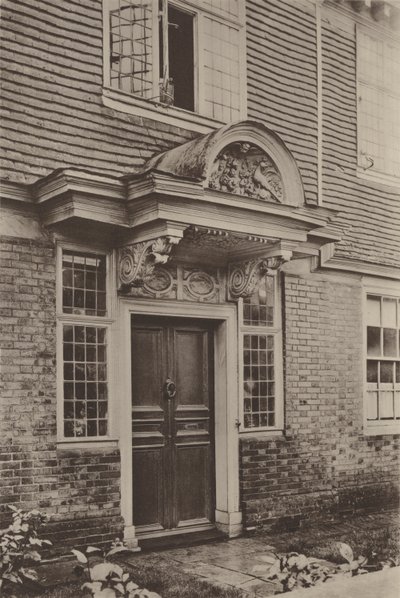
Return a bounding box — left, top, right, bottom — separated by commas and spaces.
286, 566, 400, 598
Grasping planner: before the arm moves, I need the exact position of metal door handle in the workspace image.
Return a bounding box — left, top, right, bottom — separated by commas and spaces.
164, 378, 176, 399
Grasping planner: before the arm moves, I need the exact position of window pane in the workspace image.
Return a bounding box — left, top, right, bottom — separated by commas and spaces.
243, 334, 275, 428
62, 324, 108, 438
62, 251, 107, 316
109, 0, 153, 99
383, 328, 397, 357
366, 295, 381, 326
367, 360, 378, 383
382, 298, 397, 327
380, 361, 394, 383
380, 391, 394, 419
367, 326, 381, 356
243, 276, 274, 326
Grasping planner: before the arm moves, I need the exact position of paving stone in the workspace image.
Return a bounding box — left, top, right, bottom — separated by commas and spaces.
238, 577, 278, 597
180, 561, 254, 587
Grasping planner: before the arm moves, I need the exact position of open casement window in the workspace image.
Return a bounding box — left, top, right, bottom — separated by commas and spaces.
106, 0, 244, 121
365, 293, 400, 435
57, 248, 113, 440
239, 274, 284, 432
357, 28, 400, 181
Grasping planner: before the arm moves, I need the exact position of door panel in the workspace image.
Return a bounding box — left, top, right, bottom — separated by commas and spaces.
131, 316, 215, 533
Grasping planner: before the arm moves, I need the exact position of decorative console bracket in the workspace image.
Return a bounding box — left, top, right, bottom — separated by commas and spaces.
228, 252, 292, 300
118, 236, 181, 291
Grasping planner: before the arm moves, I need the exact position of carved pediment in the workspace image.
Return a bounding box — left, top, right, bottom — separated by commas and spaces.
208, 142, 284, 203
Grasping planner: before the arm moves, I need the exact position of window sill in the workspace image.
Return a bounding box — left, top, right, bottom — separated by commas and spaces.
364, 423, 400, 436
239, 428, 284, 438
102, 87, 225, 134
56, 438, 119, 450
356, 167, 400, 189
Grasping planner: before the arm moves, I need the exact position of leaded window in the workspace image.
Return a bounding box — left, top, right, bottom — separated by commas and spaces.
59, 249, 110, 439
241, 275, 282, 430
105, 0, 244, 121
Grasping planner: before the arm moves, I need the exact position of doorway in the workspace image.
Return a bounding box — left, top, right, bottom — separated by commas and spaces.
131, 315, 215, 535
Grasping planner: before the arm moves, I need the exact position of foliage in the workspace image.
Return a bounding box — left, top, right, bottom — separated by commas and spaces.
0, 505, 52, 592
72, 540, 161, 598
253, 551, 331, 593
335, 542, 368, 576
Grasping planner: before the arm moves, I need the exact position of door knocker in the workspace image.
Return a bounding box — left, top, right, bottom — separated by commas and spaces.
164, 378, 176, 399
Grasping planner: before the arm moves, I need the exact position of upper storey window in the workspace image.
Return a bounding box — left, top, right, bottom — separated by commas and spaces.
357, 28, 400, 182
104, 0, 245, 126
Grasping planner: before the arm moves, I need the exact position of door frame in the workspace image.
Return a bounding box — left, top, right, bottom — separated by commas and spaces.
117, 298, 242, 546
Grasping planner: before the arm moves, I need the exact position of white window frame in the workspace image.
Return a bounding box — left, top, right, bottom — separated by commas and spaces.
362, 277, 400, 436
238, 273, 284, 435
356, 24, 400, 186
56, 243, 117, 445
102, 0, 247, 134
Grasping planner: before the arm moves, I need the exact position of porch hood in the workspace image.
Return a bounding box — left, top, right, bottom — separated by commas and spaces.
17, 120, 340, 293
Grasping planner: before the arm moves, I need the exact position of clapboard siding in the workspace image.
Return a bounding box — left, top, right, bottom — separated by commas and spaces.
0, 0, 398, 267
321, 7, 400, 268
247, 0, 319, 205
0, 0, 196, 184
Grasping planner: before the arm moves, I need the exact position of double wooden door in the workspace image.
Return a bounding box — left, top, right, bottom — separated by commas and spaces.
131, 316, 215, 534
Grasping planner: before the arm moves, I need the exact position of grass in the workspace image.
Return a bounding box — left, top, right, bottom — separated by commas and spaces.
257, 509, 400, 568
2, 556, 245, 598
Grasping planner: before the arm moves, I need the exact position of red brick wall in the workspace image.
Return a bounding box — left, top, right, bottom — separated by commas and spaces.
240, 271, 400, 527
0, 235, 123, 549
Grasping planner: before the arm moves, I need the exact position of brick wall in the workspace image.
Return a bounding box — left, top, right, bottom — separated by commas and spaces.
240, 271, 400, 527
0, 234, 123, 550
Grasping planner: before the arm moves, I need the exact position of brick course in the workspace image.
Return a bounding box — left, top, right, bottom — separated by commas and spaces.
240, 271, 400, 527
0, 235, 123, 549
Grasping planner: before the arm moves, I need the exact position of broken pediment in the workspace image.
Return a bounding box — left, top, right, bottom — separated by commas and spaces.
208, 142, 284, 203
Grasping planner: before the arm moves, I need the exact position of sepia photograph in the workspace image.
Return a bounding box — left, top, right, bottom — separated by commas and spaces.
0, 0, 399, 596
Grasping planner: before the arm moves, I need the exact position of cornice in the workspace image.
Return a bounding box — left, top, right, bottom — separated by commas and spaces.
320, 245, 400, 280
0, 179, 33, 203
32, 168, 125, 203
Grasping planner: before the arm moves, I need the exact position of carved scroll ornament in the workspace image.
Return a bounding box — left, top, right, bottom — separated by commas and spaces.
118, 236, 180, 291
228, 255, 289, 300
208, 142, 284, 203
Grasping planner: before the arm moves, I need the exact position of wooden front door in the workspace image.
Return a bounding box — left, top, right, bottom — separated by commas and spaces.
131, 316, 215, 534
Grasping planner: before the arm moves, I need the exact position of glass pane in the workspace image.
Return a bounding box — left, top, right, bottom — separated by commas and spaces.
367, 327, 381, 356
379, 391, 394, 418
366, 391, 378, 420
396, 361, 400, 383
62, 324, 108, 438
242, 276, 274, 327
382, 298, 397, 327
395, 391, 400, 419
380, 361, 394, 383
62, 250, 106, 316
383, 328, 397, 357
366, 295, 381, 326
242, 334, 275, 428
367, 360, 378, 383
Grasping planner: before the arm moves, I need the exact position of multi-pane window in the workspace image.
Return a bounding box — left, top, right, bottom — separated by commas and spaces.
357, 30, 400, 178
366, 294, 400, 426
105, 0, 244, 121
241, 275, 282, 430
59, 249, 110, 439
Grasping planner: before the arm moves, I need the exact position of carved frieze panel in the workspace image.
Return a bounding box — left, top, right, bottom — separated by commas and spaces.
208, 142, 284, 203
124, 264, 224, 303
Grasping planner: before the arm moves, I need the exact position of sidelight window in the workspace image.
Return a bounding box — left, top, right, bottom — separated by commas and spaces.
104, 0, 245, 123
365, 292, 400, 434
57, 248, 112, 440
240, 275, 283, 431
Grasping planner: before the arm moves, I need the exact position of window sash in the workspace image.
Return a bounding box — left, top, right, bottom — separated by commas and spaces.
239, 275, 283, 432
103, 0, 245, 120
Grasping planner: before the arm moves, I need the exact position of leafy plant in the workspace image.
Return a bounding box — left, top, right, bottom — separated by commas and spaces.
72, 539, 161, 598
336, 542, 368, 576
0, 505, 52, 591
254, 551, 332, 593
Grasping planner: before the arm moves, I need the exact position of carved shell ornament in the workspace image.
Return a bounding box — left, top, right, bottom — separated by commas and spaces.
208, 142, 284, 203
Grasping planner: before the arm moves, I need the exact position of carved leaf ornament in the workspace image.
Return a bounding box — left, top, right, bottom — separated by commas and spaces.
208, 141, 284, 203
118, 236, 180, 290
